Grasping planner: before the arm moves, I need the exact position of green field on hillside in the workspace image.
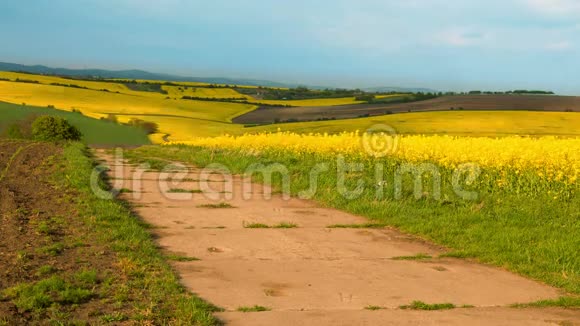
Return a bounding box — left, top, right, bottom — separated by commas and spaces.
0, 101, 151, 145
2, 72, 579, 140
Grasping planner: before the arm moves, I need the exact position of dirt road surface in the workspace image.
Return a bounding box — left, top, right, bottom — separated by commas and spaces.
96, 150, 579, 326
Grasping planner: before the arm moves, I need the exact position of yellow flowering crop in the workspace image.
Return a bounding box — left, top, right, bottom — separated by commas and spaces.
173, 131, 580, 185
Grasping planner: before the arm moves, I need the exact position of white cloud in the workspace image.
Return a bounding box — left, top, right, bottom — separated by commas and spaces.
545, 40, 573, 50
524, 0, 580, 15
435, 28, 489, 47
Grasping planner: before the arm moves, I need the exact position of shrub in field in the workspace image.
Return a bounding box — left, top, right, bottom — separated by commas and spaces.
101, 113, 118, 123
126, 118, 159, 134
31, 116, 82, 141
355, 94, 376, 102
139, 121, 159, 134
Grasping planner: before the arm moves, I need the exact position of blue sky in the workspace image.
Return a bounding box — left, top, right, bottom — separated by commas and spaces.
1, 0, 579, 93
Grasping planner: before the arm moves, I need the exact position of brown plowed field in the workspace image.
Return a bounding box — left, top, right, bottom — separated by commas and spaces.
232, 95, 580, 124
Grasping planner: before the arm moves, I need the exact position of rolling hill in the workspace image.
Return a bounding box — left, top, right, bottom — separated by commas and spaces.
1, 71, 578, 141
0, 62, 301, 88
0, 62, 439, 92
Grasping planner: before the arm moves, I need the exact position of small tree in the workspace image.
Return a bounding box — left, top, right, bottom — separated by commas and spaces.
355, 95, 376, 102
139, 121, 159, 134
126, 118, 158, 134
104, 114, 118, 123
31, 116, 82, 141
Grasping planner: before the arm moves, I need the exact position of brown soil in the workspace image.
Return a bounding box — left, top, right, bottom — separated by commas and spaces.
0, 141, 128, 324
98, 150, 579, 326
232, 94, 580, 124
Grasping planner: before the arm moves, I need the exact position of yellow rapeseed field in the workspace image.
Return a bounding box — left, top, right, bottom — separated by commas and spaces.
375, 94, 408, 99
0, 71, 130, 93
251, 111, 580, 137
174, 131, 580, 186
162, 85, 252, 99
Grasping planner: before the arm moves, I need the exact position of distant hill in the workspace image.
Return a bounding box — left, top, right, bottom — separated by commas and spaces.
363, 86, 439, 93
0, 62, 292, 88
0, 62, 438, 92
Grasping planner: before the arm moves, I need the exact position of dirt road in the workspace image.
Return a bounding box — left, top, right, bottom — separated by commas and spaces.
96, 150, 578, 326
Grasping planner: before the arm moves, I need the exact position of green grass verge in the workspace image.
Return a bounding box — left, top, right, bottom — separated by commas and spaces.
364, 305, 385, 310
511, 296, 580, 308
167, 188, 203, 194
125, 145, 580, 302
327, 223, 389, 229
274, 222, 298, 229
0, 101, 150, 145
400, 301, 456, 311
3, 275, 94, 311
60, 143, 221, 325
243, 222, 298, 229
236, 305, 270, 312
197, 203, 235, 209
243, 223, 270, 229
391, 254, 433, 261
166, 254, 201, 262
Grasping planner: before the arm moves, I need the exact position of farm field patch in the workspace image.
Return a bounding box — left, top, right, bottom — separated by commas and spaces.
0, 80, 255, 140
247, 110, 580, 137
163, 85, 252, 99
0, 101, 150, 145
256, 97, 365, 106
233, 94, 580, 124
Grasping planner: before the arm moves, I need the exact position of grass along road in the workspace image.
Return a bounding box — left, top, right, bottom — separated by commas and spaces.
0, 141, 219, 324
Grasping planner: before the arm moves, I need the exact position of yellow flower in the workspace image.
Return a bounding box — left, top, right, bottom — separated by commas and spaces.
170, 132, 580, 186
